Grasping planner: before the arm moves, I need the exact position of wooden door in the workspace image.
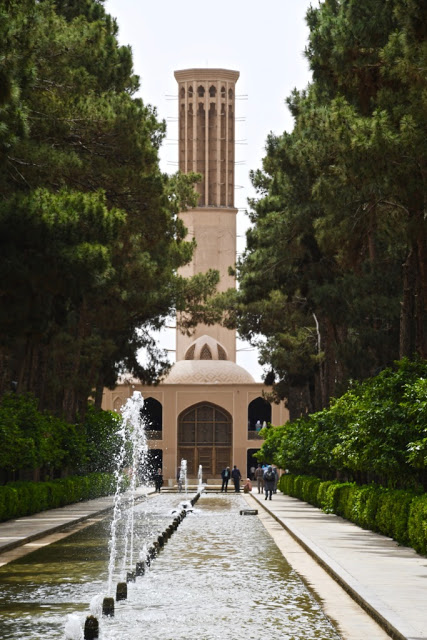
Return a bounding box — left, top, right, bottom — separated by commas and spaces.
178, 403, 232, 477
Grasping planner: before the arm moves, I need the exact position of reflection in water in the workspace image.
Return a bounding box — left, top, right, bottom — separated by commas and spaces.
0, 494, 341, 639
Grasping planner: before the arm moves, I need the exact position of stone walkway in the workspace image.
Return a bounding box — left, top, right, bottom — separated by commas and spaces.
0, 486, 152, 565
249, 490, 427, 640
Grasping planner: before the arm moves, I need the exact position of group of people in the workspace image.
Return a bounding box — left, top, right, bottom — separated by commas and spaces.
220, 465, 241, 493
221, 463, 279, 500
256, 463, 278, 500
154, 463, 279, 500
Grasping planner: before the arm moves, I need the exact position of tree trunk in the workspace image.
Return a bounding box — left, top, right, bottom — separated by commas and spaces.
286, 382, 313, 421
399, 248, 416, 358
415, 221, 427, 358
94, 376, 104, 410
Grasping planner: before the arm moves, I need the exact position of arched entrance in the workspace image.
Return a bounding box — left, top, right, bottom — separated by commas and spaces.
178, 402, 232, 477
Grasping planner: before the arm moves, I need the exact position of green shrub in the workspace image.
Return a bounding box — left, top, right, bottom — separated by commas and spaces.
279, 473, 295, 496
375, 489, 413, 544
1, 486, 19, 520
317, 480, 334, 509
0, 472, 116, 522
335, 483, 358, 520
408, 494, 427, 555
302, 476, 321, 506
323, 482, 352, 514
351, 485, 379, 529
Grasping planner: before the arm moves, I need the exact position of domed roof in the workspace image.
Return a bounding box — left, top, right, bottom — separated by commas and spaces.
163, 359, 255, 384
164, 334, 255, 384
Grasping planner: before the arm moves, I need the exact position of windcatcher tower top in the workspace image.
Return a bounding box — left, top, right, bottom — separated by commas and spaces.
174, 68, 240, 362
174, 68, 240, 207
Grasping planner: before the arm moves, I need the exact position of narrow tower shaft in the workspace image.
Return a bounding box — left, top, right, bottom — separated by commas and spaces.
175, 69, 239, 362
175, 68, 239, 206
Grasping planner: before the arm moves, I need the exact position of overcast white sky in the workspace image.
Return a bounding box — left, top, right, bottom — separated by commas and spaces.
104, 0, 315, 380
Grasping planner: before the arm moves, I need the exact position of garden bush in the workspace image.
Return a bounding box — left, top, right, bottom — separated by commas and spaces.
408, 494, 427, 556
0, 472, 116, 522
375, 489, 414, 544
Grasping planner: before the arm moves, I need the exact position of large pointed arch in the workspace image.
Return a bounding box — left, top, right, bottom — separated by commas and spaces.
178, 402, 232, 477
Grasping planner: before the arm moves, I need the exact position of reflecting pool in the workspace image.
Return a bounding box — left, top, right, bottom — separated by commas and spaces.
0, 493, 341, 639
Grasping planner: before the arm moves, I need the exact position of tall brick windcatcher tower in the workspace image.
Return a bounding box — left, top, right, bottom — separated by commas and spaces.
102, 69, 289, 481
174, 69, 240, 362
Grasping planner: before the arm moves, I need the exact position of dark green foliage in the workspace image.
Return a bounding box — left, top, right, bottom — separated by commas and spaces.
375, 489, 414, 545
0, 392, 130, 482
229, 0, 427, 416
0, 392, 86, 477
259, 359, 427, 489
408, 495, 427, 555
0, 0, 217, 419
323, 482, 355, 516
0, 472, 115, 521
82, 404, 125, 473
279, 473, 427, 555
301, 476, 321, 505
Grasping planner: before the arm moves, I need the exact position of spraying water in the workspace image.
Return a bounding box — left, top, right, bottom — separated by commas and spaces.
180, 458, 188, 496
120, 392, 148, 575
64, 613, 83, 640
107, 391, 148, 593
198, 464, 204, 493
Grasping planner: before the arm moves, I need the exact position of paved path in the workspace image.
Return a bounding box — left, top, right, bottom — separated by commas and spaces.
0, 486, 152, 564
249, 490, 427, 640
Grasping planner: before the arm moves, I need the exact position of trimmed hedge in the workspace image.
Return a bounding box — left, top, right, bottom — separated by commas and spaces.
279, 473, 427, 556
0, 472, 116, 522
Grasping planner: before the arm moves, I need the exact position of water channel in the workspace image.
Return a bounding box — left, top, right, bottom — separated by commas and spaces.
0, 493, 342, 639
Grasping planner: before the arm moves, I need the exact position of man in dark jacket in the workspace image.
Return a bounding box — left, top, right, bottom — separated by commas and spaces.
221, 466, 231, 492
154, 468, 163, 493
263, 465, 275, 500
231, 465, 241, 492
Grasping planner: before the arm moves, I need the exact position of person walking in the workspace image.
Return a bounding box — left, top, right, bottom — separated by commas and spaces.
154, 468, 163, 493
255, 464, 264, 494
263, 465, 275, 500
221, 466, 231, 492
231, 465, 241, 492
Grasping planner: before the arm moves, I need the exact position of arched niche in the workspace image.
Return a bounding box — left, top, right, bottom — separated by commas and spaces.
113, 396, 123, 411
248, 397, 271, 430
140, 397, 162, 432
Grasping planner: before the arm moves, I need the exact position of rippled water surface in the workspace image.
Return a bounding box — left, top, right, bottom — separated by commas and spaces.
0, 493, 341, 639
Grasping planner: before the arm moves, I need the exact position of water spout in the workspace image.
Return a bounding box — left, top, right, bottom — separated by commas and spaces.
198, 464, 204, 493
107, 391, 149, 594
179, 458, 188, 496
